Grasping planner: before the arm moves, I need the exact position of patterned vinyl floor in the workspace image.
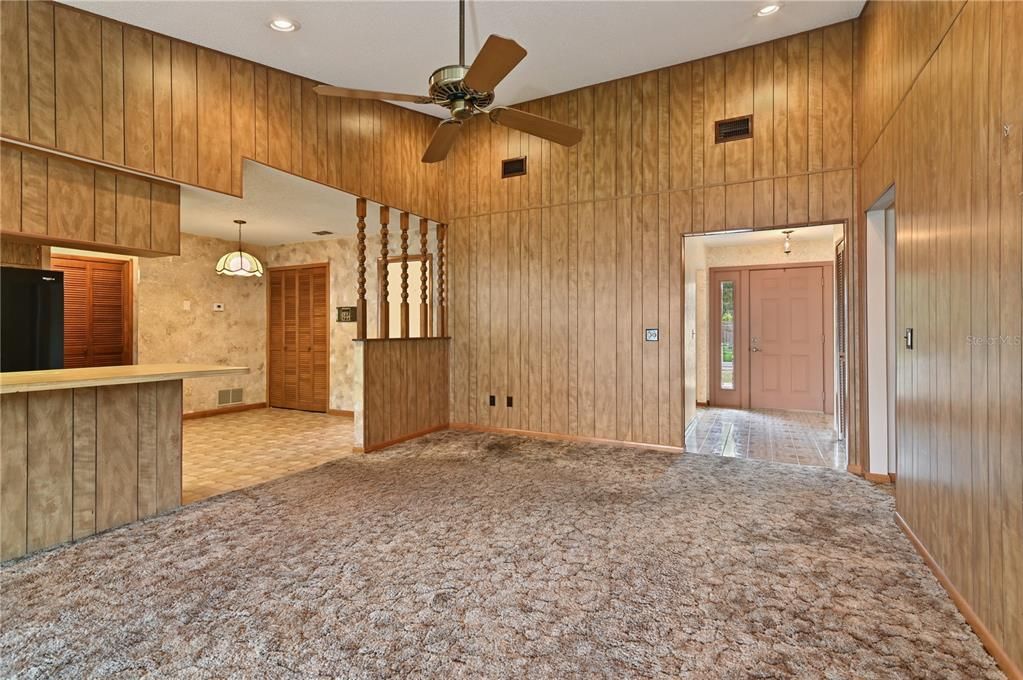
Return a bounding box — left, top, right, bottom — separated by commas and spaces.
182, 408, 354, 504
685, 406, 847, 470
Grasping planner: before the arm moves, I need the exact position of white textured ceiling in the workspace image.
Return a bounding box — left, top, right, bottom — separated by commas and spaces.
182, 161, 421, 245
67, 0, 864, 117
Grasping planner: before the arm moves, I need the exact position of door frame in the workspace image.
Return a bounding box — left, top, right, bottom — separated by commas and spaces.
265, 262, 331, 413
49, 253, 134, 366
709, 260, 834, 412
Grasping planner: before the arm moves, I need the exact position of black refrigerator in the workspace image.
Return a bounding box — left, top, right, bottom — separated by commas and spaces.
1, 266, 64, 372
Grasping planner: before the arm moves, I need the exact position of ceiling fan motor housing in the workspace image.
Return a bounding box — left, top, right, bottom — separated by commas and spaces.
429, 65, 494, 118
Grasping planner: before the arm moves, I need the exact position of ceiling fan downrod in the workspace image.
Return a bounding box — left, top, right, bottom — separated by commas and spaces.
458, 0, 466, 67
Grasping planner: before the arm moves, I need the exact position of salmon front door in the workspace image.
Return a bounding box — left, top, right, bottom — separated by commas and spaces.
268, 264, 329, 412
749, 267, 825, 411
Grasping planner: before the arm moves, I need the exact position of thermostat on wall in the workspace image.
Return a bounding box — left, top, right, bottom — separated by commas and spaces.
212, 303, 225, 312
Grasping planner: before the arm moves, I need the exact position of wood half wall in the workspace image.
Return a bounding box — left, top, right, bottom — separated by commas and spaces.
0, 380, 183, 561
0, 0, 447, 223
445, 22, 858, 451
354, 339, 450, 452
857, 0, 1022, 673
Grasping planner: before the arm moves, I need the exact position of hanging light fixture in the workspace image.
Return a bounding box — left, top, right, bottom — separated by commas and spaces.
782, 229, 794, 255
216, 220, 264, 277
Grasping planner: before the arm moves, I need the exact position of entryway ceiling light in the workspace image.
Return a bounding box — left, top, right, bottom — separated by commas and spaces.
216, 220, 264, 277
269, 18, 300, 32
757, 4, 781, 17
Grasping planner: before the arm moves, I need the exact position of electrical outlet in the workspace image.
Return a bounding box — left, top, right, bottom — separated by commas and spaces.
182, 300, 191, 311
489, 395, 496, 406
645, 328, 659, 342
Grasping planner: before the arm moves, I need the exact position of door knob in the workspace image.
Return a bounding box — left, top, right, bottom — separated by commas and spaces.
751, 347, 761, 352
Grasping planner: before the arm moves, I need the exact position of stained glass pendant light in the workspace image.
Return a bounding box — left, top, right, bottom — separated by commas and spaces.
216, 219, 264, 277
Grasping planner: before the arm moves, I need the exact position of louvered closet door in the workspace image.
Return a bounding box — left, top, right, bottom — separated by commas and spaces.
51, 256, 131, 368
268, 264, 329, 412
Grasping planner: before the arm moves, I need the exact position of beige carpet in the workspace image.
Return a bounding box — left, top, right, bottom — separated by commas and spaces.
0, 431, 1002, 678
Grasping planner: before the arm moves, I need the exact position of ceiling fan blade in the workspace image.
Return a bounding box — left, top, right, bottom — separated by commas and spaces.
462, 35, 527, 92
422, 119, 463, 163
313, 84, 432, 105
489, 107, 584, 147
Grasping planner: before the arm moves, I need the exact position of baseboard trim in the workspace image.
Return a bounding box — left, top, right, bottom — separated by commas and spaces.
327, 408, 354, 417
864, 471, 894, 484
846, 462, 863, 476
895, 513, 1022, 680
361, 423, 449, 453
183, 402, 266, 420
448, 423, 685, 454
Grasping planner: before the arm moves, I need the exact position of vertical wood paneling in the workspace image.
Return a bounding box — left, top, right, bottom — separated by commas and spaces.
0, 393, 28, 560
230, 58, 254, 195
137, 383, 158, 518
100, 21, 124, 165
196, 48, 231, 193
96, 384, 138, 532
152, 36, 173, 178
170, 41, 198, 184
54, 6, 102, 159
155, 380, 182, 513
26, 390, 73, 552
72, 388, 96, 540
27, 1, 56, 146
0, 0, 29, 139
48, 157, 94, 242
123, 27, 155, 172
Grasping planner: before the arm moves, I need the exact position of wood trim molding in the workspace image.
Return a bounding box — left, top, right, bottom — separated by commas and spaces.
327, 408, 354, 417
863, 471, 893, 484
360, 423, 449, 453
895, 513, 1023, 680
449, 423, 686, 454
182, 402, 266, 420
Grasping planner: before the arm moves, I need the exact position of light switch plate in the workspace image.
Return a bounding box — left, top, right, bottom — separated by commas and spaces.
212, 303, 225, 312
182, 300, 191, 311
645, 328, 659, 342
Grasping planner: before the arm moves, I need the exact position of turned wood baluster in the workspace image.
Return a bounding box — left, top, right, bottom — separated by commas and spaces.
399, 212, 410, 339
379, 206, 390, 339
419, 218, 430, 338
437, 223, 448, 337
355, 198, 367, 340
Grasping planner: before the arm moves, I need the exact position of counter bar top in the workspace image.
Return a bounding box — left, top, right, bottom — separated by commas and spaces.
0, 363, 249, 394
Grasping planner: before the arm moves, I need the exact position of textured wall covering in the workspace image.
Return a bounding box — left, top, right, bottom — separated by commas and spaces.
694, 237, 836, 403
0, 240, 43, 268
137, 233, 267, 413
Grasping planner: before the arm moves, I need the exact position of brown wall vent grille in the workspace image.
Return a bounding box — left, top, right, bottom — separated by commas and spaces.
501, 156, 527, 178
714, 115, 753, 143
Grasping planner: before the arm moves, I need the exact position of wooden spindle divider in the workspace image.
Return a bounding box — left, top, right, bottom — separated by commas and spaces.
355, 198, 367, 340
437, 223, 448, 336
379, 206, 390, 339
399, 212, 410, 339
419, 218, 430, 338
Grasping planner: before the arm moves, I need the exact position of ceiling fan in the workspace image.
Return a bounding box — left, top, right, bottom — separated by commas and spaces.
313, 0, 584, 163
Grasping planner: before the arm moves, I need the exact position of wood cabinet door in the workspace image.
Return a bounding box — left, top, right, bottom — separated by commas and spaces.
51, 255, 132, 367
268, 264, 328, 412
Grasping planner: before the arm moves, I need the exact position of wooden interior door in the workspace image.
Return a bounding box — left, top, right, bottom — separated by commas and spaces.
268, 264, 329, 412
749, 267, 825, 411
51, 255, 132, 367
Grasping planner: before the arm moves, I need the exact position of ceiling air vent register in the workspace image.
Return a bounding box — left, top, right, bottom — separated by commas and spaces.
715, 115, 753, 144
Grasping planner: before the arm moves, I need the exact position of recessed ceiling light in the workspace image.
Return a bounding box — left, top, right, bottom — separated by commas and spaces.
269, 18, 299, 32
757, 4, 781, 16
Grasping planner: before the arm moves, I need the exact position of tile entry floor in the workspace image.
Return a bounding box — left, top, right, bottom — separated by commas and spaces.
182, 408, 354, 504
685, 406, 847, 470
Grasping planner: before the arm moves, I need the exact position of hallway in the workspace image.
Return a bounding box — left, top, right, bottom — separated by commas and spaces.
685, 407, 846, 470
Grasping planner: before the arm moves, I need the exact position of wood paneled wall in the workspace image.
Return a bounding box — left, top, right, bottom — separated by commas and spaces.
1, 142, 180, 256
0, 1, 447, 223
0, 380, 182, 561
355, 339, 450, 452
857, 1, 1022, 673
446, 23, 856, 448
